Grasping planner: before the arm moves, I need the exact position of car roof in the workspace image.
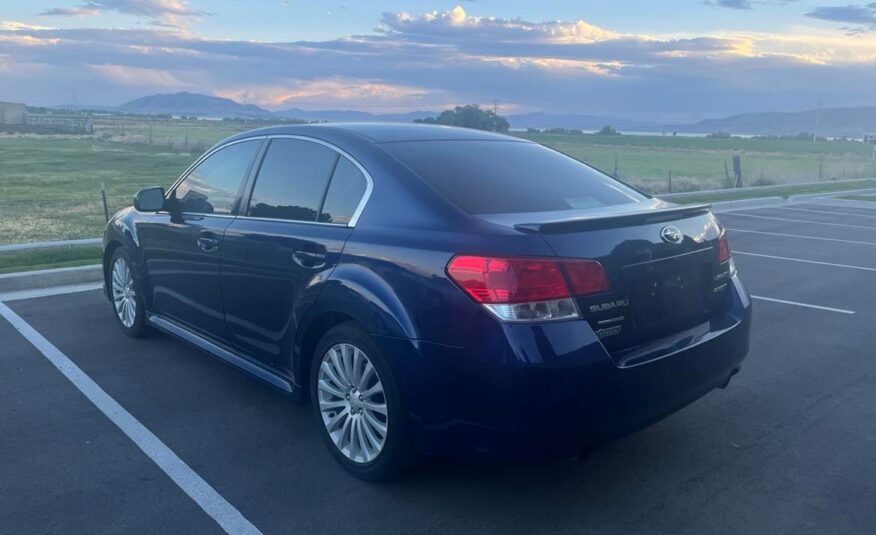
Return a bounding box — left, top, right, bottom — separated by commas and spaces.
221, 122, 526, 145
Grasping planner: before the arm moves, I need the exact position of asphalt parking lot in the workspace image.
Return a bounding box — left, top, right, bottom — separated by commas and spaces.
3, 200, 876, 535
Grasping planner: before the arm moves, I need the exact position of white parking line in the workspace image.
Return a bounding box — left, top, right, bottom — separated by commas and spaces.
726, 228, 876, 246
0, 301, 262, 535
0, 282, 102, 302
778, 206, 876, 219
734, 251, 876, 272
751, 295, 855, 315
722, 212, 876, 230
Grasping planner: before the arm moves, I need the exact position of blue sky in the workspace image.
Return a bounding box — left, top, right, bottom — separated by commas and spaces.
1, 1, 875, 121
3, 1, 861, 39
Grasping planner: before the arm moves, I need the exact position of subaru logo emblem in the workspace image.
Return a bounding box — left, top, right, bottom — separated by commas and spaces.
660, 225, 683, 244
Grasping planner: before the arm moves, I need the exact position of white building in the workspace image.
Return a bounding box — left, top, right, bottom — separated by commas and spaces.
0, 101, 26, 125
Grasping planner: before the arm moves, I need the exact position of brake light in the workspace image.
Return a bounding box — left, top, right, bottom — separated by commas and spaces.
563, 260, 611, 295
717, 233, 731, 264
446, 255, 610, 321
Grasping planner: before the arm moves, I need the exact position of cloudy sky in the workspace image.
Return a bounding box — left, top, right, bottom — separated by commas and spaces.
1, 0, 875, 121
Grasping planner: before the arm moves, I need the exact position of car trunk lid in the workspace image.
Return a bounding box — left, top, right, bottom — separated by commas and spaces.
480, 200, 732, 360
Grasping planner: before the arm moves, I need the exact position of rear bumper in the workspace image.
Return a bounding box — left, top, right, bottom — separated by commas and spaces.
376, 275, 752, 459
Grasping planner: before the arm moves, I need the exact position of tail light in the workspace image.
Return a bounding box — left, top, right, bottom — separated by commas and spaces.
716, 232, 736, 277
446, 255, 610, 322
717, 233, 731, 263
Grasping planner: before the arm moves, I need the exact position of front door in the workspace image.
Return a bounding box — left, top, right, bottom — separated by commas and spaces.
140, 139, 263, 339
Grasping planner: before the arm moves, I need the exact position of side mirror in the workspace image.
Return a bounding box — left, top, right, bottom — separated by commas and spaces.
134, 187, 165, 212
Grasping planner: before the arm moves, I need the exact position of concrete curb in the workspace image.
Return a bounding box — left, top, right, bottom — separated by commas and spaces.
803, 197, 876, 211
786, 187, 876, 204
0, 264, 103, 293
0, 237, 101, 253
660, 177, 876, 201
708, 197, 786, 213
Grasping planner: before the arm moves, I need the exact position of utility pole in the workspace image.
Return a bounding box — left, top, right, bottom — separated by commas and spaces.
490, 97, 500, 132
813, 99, 822, 143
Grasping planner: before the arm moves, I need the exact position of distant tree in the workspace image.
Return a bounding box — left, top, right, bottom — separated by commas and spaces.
415, 104, 510, 132
526, 127, 540, 133
706, 131, 734, 139
597, 125, 621, 136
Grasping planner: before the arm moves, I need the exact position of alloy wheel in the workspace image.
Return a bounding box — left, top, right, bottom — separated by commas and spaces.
111, 257, 137, 328
317, 343, 388, 464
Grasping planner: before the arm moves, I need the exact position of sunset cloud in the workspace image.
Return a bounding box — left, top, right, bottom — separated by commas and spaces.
39, 0, 207, 28
1, 5, 874, 120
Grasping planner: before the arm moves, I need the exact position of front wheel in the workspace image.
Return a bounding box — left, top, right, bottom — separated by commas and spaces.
310, 322, 415, 481
109, 249, 150, 338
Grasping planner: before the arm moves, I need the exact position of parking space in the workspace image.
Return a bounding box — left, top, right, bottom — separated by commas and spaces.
3, 200, 876, 534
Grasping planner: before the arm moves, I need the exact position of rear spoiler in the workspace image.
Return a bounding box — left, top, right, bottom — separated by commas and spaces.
514, 203, 712, 233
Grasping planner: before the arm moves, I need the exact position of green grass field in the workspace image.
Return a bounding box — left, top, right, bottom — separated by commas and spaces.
1, 121, 875, 250
0, 136, 198, 244
520, 133, 876, 193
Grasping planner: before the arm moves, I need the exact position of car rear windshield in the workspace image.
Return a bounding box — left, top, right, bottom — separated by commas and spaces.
381, 140, 646, 215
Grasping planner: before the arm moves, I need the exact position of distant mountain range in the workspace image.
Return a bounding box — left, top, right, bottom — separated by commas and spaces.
274, 107, 436, 123
669, 107, 876, 138
503, 112, 659, 132
53, 92, 876, 138
119, 92, 274, 119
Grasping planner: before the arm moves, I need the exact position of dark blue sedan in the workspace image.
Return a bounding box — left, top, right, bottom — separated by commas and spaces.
102, 123, 751, 480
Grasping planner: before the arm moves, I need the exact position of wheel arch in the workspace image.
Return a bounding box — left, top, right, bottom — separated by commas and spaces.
293, 264, 418, 402
294, 311, 356, 403
102, 240, 123, 300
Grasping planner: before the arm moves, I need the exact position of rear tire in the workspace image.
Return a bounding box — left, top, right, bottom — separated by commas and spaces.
310, 322, 415, 481
108, 248, 150, 338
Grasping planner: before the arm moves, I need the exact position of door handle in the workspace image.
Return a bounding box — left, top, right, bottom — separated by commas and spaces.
292, 249, 327, 269
197, 237, 220, 252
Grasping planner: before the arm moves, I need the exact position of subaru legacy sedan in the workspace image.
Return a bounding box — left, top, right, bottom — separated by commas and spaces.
102, 123, 751, 480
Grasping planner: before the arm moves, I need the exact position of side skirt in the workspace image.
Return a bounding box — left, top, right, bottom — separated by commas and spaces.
147, 313, 298, 395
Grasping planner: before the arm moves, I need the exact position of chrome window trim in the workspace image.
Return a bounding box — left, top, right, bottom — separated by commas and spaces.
235, 215, 348, 228
176, 213, 237, 219
166, 133, 374, 228
167, 136, 268, 195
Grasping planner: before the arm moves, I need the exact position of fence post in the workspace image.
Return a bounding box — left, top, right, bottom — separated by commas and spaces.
732, 155, 742, 188
613, 154, 618, 178
724, 161, 731, 184
668, 170, 672, 193
100, 181, 110, 222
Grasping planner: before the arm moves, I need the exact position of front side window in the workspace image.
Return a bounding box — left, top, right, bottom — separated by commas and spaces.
174, 140, 261, 214
248, 138, 339, 222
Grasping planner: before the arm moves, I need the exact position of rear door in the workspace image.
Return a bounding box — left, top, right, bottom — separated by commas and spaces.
221, 137, 369, 370
140, 139, 262, 339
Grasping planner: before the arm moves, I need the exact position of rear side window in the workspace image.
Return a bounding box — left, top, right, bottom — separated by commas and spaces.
174, 140, 261, 214
382, 140, 645, 215
319, 157, 368, 224
248, 138, 339, 222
